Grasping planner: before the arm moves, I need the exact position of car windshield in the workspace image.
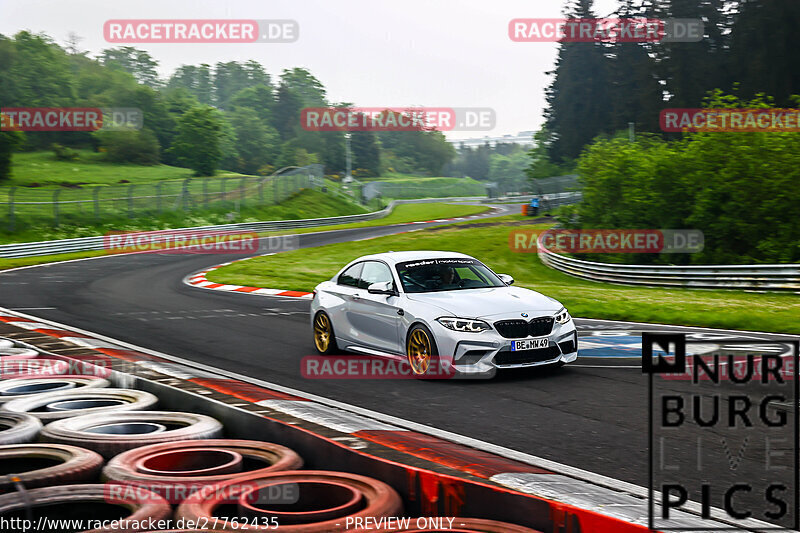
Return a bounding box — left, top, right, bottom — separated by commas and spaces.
395, 258, 505, 293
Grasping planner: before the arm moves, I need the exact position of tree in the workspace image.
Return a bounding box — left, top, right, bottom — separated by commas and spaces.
225, 108, 281, 174
100, 47, 161, 88
279, 67, 327, 106
544, 0, 613, 161
272, 82, 303, 140
167, 64, 213, 105
526, 128, 569, 180
351, 130, 381, 176
229, 85, 274, 123
653, 0, 730, 109
489, 149, 531, 193
167, 106, 225, 176
606, 0, 663, 134
728, 0, 800, 106
214, 60, 270, 110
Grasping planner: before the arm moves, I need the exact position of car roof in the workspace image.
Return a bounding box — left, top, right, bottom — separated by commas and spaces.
350, 251, 476, 266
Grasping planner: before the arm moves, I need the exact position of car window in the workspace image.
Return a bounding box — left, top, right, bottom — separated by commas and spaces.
395, 258, 505, 293
359, 261, 393, 289
337, 262, 363, 287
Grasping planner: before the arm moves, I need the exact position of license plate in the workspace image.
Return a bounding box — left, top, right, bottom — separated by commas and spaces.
511, 338, 549, 351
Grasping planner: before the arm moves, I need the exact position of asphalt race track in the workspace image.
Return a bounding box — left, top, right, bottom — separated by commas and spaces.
1, 204, 797, 525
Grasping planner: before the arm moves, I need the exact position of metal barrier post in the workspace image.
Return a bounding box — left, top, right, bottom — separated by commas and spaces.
93, 186, 100, 220
52, 189, 61, 227
127, 184, 135, 218
182, 178, 191, 211
7, 187, 15, 232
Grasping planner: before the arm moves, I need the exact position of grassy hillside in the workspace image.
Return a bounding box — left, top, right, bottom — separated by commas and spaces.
0, 188, 367, 244
6, 150, 246, 187
359, 176, 487, 199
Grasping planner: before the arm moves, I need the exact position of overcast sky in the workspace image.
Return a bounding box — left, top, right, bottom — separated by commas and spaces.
1, 0, 619, 140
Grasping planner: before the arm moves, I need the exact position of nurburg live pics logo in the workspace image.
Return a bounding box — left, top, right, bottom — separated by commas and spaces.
643, 332, 799, 530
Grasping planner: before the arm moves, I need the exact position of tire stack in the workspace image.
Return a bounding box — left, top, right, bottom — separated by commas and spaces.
0, 338, 540, 532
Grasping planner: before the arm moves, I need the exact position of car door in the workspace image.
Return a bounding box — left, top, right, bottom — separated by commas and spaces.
327, 262, 363, 346
348, 261, 403, 353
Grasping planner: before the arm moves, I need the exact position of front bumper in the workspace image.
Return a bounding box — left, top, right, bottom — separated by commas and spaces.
431, 319, 578, 375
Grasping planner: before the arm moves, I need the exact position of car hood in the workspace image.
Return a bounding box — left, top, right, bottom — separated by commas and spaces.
406, 286, 562, 319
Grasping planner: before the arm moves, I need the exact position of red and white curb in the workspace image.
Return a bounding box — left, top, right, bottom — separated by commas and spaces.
185, 255, 314, 299
183, 213, 492, 299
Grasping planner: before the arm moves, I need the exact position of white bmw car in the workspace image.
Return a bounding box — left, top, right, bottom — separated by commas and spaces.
310, 251, 578, 377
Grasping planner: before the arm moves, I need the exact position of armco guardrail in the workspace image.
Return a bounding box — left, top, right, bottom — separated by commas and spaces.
0, 196, 485, 258
538, 247, 800, 292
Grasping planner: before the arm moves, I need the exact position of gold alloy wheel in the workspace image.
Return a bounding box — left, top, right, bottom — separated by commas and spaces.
314, 313, 332, 352
407, 329, 432, 375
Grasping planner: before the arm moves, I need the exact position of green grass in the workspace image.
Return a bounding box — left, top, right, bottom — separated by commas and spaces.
207, 222, 800, 334
360, 176, 487, 199
1, 150, 309, 228
0, 189, 367, 244
0, 250, 107, 271
7, 150, 246, 187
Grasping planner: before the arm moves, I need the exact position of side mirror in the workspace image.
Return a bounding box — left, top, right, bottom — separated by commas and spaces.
497, 274, 514, 285
368, 281, 397, 296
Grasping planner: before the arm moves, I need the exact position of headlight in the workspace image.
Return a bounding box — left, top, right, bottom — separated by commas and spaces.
436, 317, 491, 332
554, 308, 571, 324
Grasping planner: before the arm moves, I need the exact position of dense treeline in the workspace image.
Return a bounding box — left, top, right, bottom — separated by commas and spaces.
444, 142, 531, 193
0, 33, 454, 179
562, 93, 800, 264
540, 0, 800, 164
541, 0, 800, 264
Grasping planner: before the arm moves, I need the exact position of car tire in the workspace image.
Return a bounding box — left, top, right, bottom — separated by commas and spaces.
406, 323, 440, 377
102, 439, 303, 504
2, 388, 159, 422
0, 413, 42, 445
312, 311, 339, 355
176, 470, 402, 532
0, 443, 104, 492
40, 411, 224, 459
0, 376, 111, 404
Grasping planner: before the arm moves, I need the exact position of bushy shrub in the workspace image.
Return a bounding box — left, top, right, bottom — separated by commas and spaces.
51, 143, 79, 161
573, 94, 800, 264
94, 129, 160, 165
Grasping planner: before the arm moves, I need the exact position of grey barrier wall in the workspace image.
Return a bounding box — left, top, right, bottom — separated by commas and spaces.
538, 248, 800, 292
